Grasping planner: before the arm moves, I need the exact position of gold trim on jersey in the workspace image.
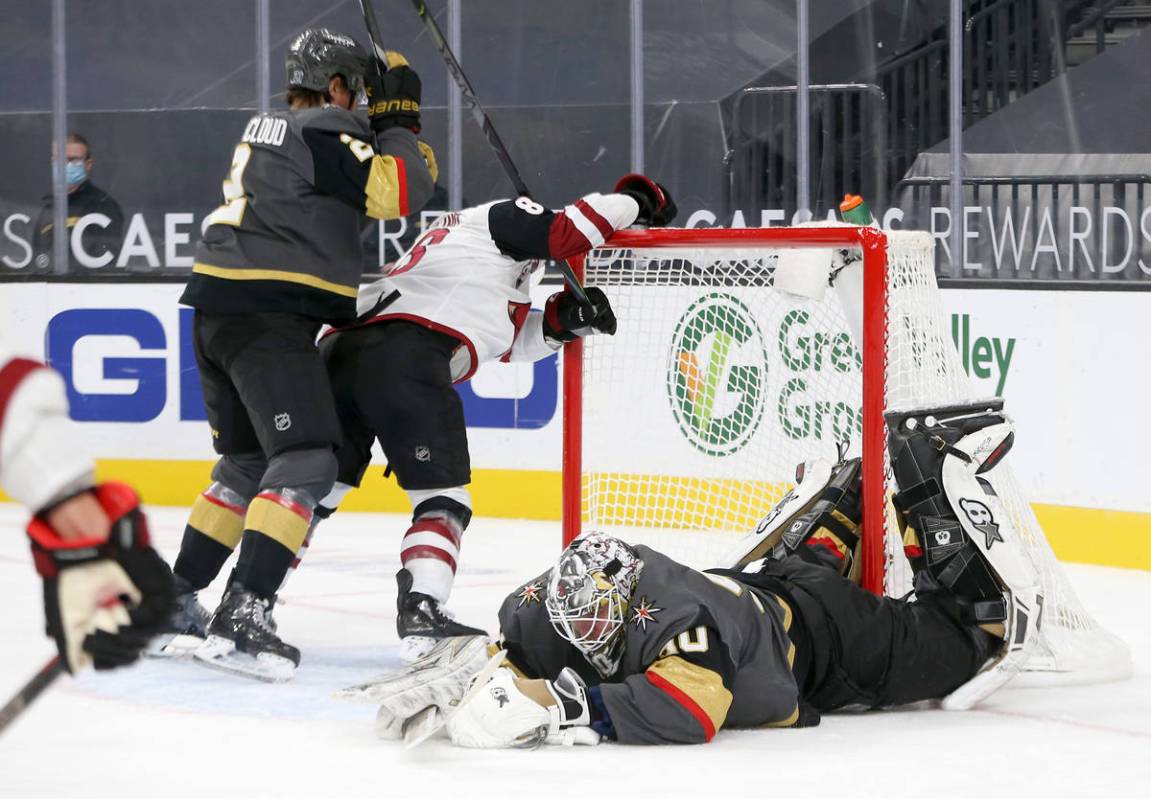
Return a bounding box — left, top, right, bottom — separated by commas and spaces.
418, 140, 439, 184
648, 655, 733, 733
188, 493, 245, 549
365, 155, 405, 220
763, 704, 801, 728
245, 495, 311, 553
192, 262, 359, 298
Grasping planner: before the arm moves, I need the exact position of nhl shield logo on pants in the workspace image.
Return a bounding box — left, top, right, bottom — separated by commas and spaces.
274, 412, 292, 432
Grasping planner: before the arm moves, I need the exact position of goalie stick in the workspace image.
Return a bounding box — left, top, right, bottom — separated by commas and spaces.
0, 655, 63, 737
405, 0, 591, 305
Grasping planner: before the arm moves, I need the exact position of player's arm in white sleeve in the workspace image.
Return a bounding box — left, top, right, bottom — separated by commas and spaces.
2, 351, 175, 674
497, 177, 678, 363
0, 353, 95, 512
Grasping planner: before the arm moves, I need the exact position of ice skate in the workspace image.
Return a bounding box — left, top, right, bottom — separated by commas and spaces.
193, 586, 299, 682
146, 575, 212, 658
396, 568, 487, 663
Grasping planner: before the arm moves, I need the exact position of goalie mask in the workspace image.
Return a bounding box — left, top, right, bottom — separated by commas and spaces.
545, 534, 643, 677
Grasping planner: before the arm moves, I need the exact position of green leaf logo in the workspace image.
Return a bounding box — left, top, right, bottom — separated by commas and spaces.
666, 293, 769, 457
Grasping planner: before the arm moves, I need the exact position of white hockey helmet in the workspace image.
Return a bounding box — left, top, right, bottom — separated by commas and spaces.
545, 533, 643, 675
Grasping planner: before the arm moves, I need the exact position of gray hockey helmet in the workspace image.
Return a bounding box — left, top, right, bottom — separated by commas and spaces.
285, 28, 369, 95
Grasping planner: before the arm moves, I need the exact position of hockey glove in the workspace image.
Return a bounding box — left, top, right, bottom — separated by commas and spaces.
28, 482, 175, 673
614, 173, 677, 227
543, 287, 617, 344
366, 51, 422, 134
446, 666, 600, 749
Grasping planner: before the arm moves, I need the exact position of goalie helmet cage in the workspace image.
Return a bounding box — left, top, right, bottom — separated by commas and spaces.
561, 225, 1131, 688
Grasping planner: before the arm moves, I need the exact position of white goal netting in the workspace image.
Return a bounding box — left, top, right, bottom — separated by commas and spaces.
569, 227, 1131, 686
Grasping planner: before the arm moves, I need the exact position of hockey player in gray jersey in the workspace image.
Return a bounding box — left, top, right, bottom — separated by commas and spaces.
361, 400, 1036, 746
162, 28, 435, 680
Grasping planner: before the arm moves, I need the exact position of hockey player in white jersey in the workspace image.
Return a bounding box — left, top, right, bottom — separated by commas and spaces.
321, 174, 676, 663
0, 346, 173, 674
162, 175, 675, 675
319, 173, 672, 663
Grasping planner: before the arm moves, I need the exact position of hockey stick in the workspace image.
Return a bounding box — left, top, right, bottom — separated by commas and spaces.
356, 0, 392, 75
0, 655, 64, 737
405, 0, 591, 304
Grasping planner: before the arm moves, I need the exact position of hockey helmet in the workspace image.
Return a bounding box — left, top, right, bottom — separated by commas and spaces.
286, 28, 369, 97
545, 534, 643, 675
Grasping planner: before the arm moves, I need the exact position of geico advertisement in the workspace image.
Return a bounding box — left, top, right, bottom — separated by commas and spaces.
0, 282, 562, 467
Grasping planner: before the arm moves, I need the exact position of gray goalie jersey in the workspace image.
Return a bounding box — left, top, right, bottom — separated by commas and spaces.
497, 546, 801, 744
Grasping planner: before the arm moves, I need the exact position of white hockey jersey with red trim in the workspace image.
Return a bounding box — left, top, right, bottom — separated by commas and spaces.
342, 192, 639, 382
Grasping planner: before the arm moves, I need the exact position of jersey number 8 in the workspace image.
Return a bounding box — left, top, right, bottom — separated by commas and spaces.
515, 196, 545, 215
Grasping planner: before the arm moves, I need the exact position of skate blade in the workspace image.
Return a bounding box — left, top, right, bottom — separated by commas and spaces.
192, 635, 296, 683
402, 705, 445, 748
145, 633, 205, 659
398, 636, 439, 665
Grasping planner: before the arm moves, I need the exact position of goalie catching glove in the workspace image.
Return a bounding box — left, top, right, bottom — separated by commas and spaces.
543, 287, 617, 344
446, 664, 600, 748
27, 482, 174, 673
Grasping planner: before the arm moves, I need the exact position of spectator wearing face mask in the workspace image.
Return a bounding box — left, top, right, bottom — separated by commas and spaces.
33, 133, 125, 271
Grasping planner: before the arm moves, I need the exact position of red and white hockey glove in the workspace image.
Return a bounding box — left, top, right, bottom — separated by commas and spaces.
28, 482, 174, 673
614, 173, 677, 227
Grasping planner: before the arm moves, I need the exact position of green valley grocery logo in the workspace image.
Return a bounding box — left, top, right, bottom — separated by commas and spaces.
666, 293, 770, 456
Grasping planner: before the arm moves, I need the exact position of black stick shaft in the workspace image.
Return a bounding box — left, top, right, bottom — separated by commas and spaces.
0, 656, 64, 737
408, 0, 530, 197
407, 0, 590, 303
356, 0, 391, 76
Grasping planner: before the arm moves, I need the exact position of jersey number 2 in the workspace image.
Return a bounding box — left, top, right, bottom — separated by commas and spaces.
205, 143, 252, 227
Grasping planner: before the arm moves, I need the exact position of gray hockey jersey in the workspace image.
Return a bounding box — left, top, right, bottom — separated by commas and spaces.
182, 106, 434, 323
497, 545, 801, 744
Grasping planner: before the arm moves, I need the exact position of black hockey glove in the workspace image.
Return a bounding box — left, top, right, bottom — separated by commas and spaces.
28, 482, 174, 673
366, 52, 422, 134
543, 287, 617, 344
614, 173, 677, 227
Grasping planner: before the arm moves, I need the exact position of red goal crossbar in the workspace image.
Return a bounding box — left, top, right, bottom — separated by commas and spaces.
560, 226, 890, 595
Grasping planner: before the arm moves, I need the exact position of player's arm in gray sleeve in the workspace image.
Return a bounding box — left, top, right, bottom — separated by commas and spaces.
595, 625, 737, 744
300, 125, 435, 221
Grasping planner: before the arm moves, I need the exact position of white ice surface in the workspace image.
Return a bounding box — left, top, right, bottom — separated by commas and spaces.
0, 504, 1148, 799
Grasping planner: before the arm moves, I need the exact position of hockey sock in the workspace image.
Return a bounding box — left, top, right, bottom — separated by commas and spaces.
277, 482, 351, 593
173, 485, 249, 590
174, 530, 236, 591
232, 490, 314, 599
400, 511, 463, 603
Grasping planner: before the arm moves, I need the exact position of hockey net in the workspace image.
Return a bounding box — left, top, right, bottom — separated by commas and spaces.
561, 226, 1130, 687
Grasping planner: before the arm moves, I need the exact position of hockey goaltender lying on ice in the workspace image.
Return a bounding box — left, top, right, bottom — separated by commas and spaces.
337, 398, 1126, 747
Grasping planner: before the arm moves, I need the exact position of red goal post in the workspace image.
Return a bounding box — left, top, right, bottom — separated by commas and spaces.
561, 225, 891, 594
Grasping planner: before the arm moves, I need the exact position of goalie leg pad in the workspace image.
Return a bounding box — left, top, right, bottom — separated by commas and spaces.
728, 457, 864, 581
722, 458, 835, 570
886, 402, 1016, 622
886, 401, 1042, 709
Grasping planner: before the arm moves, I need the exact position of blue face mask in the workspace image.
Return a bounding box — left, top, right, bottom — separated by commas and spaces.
55, 160, 87, 188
